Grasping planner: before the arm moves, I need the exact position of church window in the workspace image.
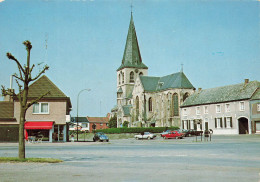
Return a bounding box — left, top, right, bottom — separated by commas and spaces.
183, 92, 189, 102
130, 71, 134, 83
119, 74, 121, 85
122, 73, 124, 84
136, 96, 139, 121
148, 97, 152, 112
172, 93, 179, 116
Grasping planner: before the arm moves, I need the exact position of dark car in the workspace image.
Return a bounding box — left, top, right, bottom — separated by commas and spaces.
93, 132, 109, 142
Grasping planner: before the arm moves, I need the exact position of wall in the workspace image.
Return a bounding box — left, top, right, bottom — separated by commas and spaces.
14, 99, 68, 125
181, 100, 251, 134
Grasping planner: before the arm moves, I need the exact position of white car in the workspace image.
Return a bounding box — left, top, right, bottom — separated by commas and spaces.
135, 132, 156, 140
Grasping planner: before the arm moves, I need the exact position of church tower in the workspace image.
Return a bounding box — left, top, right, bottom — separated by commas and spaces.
117, 13, 148, 107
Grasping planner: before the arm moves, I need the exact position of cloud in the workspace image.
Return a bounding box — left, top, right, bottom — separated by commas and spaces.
0, 0, 5, 2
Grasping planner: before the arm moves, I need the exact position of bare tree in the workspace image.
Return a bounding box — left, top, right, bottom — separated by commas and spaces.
1, 41, 49, 159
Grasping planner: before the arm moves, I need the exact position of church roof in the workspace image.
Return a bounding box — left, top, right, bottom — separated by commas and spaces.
122, 105, 132, 116
140, 72, 194, 92
117, 14, 148, 71
117, 87, 123, 93
181, 80, 260, 107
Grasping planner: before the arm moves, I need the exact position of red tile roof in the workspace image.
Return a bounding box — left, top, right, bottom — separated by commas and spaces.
87, 114, 110, 123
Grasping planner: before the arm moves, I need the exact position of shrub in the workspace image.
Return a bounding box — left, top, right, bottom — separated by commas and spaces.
95, 127, 179, 134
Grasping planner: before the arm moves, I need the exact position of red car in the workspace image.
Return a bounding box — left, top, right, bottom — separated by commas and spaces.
162, 131, 184, 139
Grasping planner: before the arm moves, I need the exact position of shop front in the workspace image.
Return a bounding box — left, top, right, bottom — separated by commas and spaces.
24, 121, 54, 142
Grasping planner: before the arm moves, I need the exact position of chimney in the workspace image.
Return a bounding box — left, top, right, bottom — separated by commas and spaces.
244, 79, 249, 84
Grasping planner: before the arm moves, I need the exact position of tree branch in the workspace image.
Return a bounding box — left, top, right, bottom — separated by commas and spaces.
30, 65, 49, 82
1, 85, 17, 98
13, 73, 24, 82
6, 53, 25, 74
26, 91, 50, 110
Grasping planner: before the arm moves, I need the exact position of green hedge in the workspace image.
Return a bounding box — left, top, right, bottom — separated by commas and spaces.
95, 127, 179, 134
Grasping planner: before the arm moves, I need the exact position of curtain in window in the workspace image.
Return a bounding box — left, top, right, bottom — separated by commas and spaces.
33, 103, 39, 113
41, 103, 49, 113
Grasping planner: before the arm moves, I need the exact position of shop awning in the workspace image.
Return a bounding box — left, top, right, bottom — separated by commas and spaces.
24, 121, 54, 130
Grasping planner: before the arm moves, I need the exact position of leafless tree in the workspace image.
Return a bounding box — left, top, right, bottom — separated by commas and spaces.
1, 41, 49, 159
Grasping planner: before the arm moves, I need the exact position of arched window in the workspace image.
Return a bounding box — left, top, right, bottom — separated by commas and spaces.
122, 73, 124, 84
118, 74, 121, 85
183, 92, 189, 102
139, 72, 143, 76
148, 97, 152, 112
172, 93, 179, 116
136, 96, 139, 121
130, 71, 134, 83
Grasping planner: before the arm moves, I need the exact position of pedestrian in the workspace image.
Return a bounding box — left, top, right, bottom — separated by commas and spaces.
71, 134, 74, 142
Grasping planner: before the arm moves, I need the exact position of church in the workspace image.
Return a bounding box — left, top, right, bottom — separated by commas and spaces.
114, 13, 195, 128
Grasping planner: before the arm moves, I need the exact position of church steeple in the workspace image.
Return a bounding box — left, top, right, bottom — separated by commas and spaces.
117, 13, 148, 71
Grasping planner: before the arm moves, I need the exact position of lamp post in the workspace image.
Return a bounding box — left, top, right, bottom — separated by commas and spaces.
77, 89, 91, 141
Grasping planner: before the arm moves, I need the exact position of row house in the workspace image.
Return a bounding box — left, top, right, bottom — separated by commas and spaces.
180, 79, 260, 134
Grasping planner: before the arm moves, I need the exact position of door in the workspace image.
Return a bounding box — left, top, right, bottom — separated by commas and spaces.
238, 117, 249, 134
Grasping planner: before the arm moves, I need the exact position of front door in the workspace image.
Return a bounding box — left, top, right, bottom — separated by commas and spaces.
238, 117, 249, 134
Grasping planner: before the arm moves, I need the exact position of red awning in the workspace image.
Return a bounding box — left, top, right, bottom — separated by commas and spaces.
24, 121, 54, 130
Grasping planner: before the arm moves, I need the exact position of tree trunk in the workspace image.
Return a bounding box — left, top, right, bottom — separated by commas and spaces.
19, 106, 26, 159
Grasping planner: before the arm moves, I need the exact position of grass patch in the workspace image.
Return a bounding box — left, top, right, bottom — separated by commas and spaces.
0, 157, 63, 163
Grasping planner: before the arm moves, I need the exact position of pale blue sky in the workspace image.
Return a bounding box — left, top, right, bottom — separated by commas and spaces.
0, 0, 259, 117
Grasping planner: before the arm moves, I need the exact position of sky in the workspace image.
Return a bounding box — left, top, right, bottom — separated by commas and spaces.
0, 0, 259, 117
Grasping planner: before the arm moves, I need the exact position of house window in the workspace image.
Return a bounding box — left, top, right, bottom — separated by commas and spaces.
130, 72, 134, 83
225, 104, 230, 112
224, 117, 232, 128
148, 97, 152, 112
258, 104, 260, 112
204, 106, 208, 114
215, 118, 223, 128
190, 120, 194, 130
196, 106, 200, 115
33, 103, 49, 114
183, 108, 187, 116
216, 105, 221, 113
239, 102, 245, 111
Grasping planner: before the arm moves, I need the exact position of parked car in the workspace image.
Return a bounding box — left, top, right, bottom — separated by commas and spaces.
135, 132, 156, 140
177, 129, 189, 137
93, 132, 109, 142
161, 130, 184, 139
160, 130, 171, 136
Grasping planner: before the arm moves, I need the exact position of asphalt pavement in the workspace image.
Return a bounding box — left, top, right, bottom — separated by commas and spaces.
0, 135, 260, 182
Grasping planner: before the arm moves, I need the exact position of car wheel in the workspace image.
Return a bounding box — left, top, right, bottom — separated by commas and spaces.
135, 137, 139, 140
106, 139, 109, 142
147, 136, 151, 140
93, 139, 96, 142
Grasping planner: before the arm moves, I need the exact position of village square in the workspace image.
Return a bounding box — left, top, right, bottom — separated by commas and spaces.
0, 0, 260, 182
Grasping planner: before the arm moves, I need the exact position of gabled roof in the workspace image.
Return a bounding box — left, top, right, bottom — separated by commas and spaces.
117, 14, 148, 71
27, 75, 67, 98
140, 72, 194, 92
0, 101, 16, 121
251, 89, 260, 100
182, 80, 260, 107
122, 105, 132, 116
17, 75, 72, 108
87, 115, 110, 123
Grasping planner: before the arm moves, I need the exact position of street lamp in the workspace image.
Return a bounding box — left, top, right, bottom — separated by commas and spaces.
77, 88, 91, 141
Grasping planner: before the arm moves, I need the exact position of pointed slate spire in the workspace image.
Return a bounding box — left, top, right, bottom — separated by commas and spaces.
117, 13, 148, 71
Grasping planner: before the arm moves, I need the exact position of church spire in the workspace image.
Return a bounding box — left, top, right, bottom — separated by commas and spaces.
117, 13, 148, 71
